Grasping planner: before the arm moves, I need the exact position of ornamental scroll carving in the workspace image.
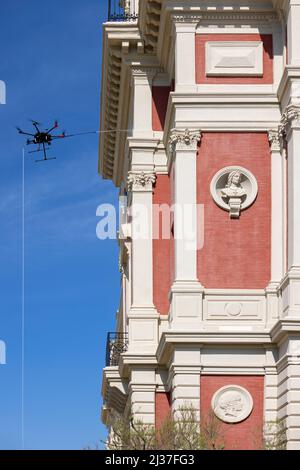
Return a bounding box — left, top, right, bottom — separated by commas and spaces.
168, 128, 202, 156
279, 105, 300, 138
268, 130, 281, 152
127, 171, 156, 191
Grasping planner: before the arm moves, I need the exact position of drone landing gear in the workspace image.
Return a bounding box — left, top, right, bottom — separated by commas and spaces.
35, 157, 56, 163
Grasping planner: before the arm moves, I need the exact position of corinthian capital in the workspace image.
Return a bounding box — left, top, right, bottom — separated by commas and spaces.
268, 130, 281, 152
168, 128, 202, 155
127, 171, 156, 191
279, 104, 300, 138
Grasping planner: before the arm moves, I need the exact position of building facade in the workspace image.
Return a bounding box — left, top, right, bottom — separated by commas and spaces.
100, 0, 300, 450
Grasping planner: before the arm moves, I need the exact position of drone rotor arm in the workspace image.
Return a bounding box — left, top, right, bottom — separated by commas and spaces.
51, 131, 97, 140
46, 122, 59, 134
18, 130, 35, 137
29, 120, 42, 132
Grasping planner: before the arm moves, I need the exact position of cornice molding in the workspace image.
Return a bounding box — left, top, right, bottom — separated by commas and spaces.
270, 318, 300, 345
171, 11, 278, 25
131, 66, 164, 76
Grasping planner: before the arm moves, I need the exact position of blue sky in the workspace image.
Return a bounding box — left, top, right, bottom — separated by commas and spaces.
0, 1, 120, 449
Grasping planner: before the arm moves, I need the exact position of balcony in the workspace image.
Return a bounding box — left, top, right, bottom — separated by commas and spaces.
106, 332, 129, 366
108, 0, 138, 22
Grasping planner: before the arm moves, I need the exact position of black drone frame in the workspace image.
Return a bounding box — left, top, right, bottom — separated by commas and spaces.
17, 120, 66, 162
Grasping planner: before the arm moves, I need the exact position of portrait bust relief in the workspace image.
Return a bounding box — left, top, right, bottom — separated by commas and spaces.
210, 166, 258, 218
221, 170, 247, 199
211, 385, 253, 424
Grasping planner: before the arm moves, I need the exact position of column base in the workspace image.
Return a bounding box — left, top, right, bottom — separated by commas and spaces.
128, 306, 159, 353
169, 280, 204, 329
280, 267, 300, 318
265, 281, 280, 326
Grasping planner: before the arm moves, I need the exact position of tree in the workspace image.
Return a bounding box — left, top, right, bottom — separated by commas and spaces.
263, 419, 287, 450
105, 405, 225, 450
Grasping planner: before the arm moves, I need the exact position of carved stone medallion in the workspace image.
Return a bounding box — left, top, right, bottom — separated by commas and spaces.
211, 385, 253, 423
210, 166, 258, 218
225, 302, 242, 317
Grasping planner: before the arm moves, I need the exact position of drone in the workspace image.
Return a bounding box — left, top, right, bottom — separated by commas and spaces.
17, 120, 84, 162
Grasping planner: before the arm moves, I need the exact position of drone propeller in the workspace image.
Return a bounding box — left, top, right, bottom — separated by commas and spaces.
29, 119, 41, 126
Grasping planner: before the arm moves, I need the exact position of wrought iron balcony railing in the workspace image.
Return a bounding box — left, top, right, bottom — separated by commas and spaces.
106, 332, 129, 366
108, 0, 138, 22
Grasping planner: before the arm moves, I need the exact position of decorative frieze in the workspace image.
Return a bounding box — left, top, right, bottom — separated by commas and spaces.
127, 171, 156, 191
279, 105, 300, 138
172, 12, 278, 25
168, 128, 202, 156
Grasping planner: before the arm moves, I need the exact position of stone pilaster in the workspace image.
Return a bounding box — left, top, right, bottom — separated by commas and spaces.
127, 170, 159, 353
265, 130, 285, 325
168, 346, 201, 421
168, 129, 204, 329
129, 368, 156, 425
172, 18, 197, 93
277, 336, 300, 450
279, 106, 300, 318
286, 0, 300, 66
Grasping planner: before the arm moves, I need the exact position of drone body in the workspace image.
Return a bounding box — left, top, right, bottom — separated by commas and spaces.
17, 120, 98, 162
17, 120, 66, 162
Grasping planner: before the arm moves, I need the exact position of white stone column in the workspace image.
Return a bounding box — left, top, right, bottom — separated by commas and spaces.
275, 104, 300, 450
127, 170, 159, 353
168, 129, 203, 329
173, 20, 197, 93
264, 347, 279, 443
277, 338, 300, 450
266, 131, 285, 325
171, 129, 201, 282
268, 130, 285, 286
131, 68, 154, 138
286, 0, 300, 66
285, 112, 300, 271
169, 347, 201, 421
280, 106, 300, 318
129, 368, 156, 425
128, 171, 155, 308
